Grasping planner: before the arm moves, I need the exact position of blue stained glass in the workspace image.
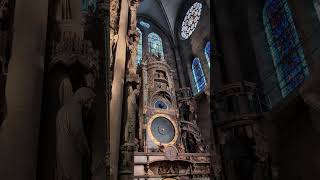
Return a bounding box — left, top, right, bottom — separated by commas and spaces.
263, 0, 309, 97
140, 21, 150, 28
205, 41, 211, 68
136, 28, 143, 64
148, 32, 164, 58
192, 58, 207, 93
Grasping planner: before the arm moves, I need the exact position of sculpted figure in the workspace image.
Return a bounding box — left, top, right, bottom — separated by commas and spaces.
158, 166, 164, 174
56, 87, 95, 180
120, 147, 130, 171
177, 142, 185, 153
0, 0, 8, 21
125, 86, 140, 142
84, 72, 96, 89
127, 30, 140, 74
59, 77, 74, 106
109, 34, 118, 69
129, 0, 140, 30
179, 101, 190, 121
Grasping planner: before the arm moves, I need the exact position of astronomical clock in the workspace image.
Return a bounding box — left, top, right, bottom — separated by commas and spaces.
133, 54, 212, 180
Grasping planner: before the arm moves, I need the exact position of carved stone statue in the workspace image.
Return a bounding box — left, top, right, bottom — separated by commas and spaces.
129, 0, 140, 31
119, 147, 131, 172
59, 77, 74, 106
0, 0, 8, 19
179, 101, 190, 121
177, 142, 185, 153
110, 34, 119, 68
127, 29, 140, 75
110, 0, 120, 31
84, 72, 96, 89
125, 86, 140, 142
56, 86, 95, 180
110, 0, 119, 68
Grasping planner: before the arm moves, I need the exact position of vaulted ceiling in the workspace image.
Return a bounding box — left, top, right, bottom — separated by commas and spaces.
138, 0, 186, 39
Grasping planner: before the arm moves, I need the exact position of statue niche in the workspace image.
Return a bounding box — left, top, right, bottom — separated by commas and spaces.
125, 85, 140, 143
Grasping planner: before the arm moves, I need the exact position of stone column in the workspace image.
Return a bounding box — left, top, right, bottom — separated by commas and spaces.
214, 0, 250, 114
90, 1, 108, 180
173, 45, 186, 88
142, 27, 149, 58
0, 0, 49, 179
214, 0, 242, 82
110, 0, 129, 178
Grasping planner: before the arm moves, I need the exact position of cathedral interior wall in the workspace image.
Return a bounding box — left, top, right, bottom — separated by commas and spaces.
1, 0, 320, 179
247, 0, 320, 179
175, 0, 210, 94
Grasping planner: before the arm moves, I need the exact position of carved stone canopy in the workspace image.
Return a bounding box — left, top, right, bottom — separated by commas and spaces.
0, 0, 8, 20
50, 38, 99, 79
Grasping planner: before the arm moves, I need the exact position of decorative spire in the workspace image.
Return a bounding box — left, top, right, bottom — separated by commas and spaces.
56, 0, 83, 40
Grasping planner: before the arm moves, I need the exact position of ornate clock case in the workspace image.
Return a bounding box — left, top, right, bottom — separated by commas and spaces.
133, 55, 211, 180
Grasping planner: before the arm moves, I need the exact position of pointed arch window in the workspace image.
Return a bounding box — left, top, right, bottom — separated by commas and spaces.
148, 32, 164, 58
192, 58, 207, 93
263, 0, 308, 97
204, 41, 211, 68
136, 28, 143, 64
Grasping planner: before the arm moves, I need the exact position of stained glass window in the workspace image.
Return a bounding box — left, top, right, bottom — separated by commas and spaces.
263, 0, 309, 97
205, 41, 211, 68
82, 0, 97, 14
181, 2, 202, 40
148, 32, 164, 58
192, 58, 207, 93
140, 21, 150, 28
137, 28, 143, 64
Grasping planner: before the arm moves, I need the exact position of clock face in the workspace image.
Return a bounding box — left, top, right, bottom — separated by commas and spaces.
151, 117, 175, 144
164, 146, 178, 160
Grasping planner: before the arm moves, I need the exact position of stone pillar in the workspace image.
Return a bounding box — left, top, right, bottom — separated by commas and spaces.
90, 1, 108, 180
214, 0, 250, 114
142, 27, 149, 58
214, 0, 242, 82
173, 45, 186, 88
110, 0, 129, 178
0, 0, 49, 179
